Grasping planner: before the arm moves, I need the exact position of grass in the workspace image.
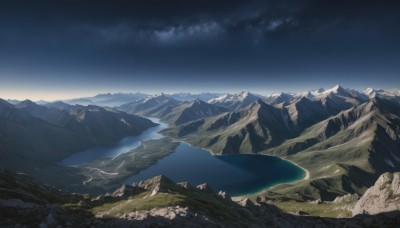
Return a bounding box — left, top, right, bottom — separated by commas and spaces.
274, 201, 352, 218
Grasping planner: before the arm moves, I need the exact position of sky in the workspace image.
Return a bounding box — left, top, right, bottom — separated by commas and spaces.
1, 0, 400, 100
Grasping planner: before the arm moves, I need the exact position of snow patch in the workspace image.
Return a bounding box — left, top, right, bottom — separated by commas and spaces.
120, 118, 131, 127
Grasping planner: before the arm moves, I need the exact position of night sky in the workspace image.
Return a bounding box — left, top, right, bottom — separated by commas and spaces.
1, 0, 400, 100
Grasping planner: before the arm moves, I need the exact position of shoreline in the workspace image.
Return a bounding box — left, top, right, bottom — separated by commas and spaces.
170, 137, 310, 197
281, 157, 310, 181
238, 156, 310, 197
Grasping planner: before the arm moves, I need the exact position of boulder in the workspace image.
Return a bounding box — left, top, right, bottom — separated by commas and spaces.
352, 172, 400, 216
196, 183, 214, 194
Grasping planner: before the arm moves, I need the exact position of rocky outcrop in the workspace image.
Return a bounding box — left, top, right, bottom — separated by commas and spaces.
196, 183, 214, 194
352, 172, 400, 216
333, 193, 359, 204
111, 184, 144, 197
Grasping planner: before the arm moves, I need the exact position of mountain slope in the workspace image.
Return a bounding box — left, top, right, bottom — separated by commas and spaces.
0, 99, 91, 163
262, 97, 400, 201
163, 100, 295, 154
1, 99, 157, 192
160, 99, 227, 125
118, 93, 180, 117
16, 100, 157, 144
284, 85, 369, 131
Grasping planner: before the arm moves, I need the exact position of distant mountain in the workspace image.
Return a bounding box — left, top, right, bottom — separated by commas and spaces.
160, 99, 228, 125
301, 85, 368, 105
169, 92, 223, 101
281, 85, 370, 131
163, 99, 294, 154
6, 99, 21, 105
65, 92, 149, 107
208, 91, 261, 111
264, 92, 295, 106
264, 85, 369, 108
362, 88, 400, 104
118, 93, 180, 117
16, 100, 157, 144
45, 101, 81, 109
362, 88, 400, 98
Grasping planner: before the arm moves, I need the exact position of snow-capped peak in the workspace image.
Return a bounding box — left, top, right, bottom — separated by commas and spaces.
142, 93, 169, 103
238, 90, 250, 101
323, 84, 345, 95
362, 88, 400, 98
208, 91, 255, 104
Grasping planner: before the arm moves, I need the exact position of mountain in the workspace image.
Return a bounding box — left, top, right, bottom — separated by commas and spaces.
163, 94, 400, 200
65, 92, 149, 107
0, 99, 91, 165
362, 88, 400, 98
160, 99, 228, 125
169, 92, 223, 101
6, 99, 21, 105
163, 99, 294, 154
285, 97, 331, 131
118, 93, 180, 116
15, 100, 157, 144
299, 85, 368, 102
264, 92, 296, 105
45, 101, 81, 109
262, 97, 400, 200
363, 88, 400, 104
120, 96, 227, 125
208, 91, 261, 111
1, 99, 157, 192
282, 85, 370, 131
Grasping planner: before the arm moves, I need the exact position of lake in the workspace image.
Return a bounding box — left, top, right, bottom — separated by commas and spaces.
125, 142, 305, 196
62, 117, 305, 196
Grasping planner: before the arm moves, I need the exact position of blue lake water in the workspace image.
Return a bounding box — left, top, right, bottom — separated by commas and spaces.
61, 117, 305, 196
125, 142, 305, 196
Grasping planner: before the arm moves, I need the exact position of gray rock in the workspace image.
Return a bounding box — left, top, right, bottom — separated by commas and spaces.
333, 193, 359, 204
196, 183, 214, 194
352, 172, 400, 216
308, 199, 321, 205
112, 184, 144, 197
217, 190, 230, 200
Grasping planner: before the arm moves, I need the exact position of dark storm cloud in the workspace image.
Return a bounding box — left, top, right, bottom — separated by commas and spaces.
2, 0, 400, 46
0, 0, 400, 96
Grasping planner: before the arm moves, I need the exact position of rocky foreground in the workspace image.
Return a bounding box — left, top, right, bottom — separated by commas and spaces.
1, 168, 400, 227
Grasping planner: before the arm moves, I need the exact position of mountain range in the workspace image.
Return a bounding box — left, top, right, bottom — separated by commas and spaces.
157, 85, 400, 200
1, 85, 400, 224
0, 99, 156, 188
